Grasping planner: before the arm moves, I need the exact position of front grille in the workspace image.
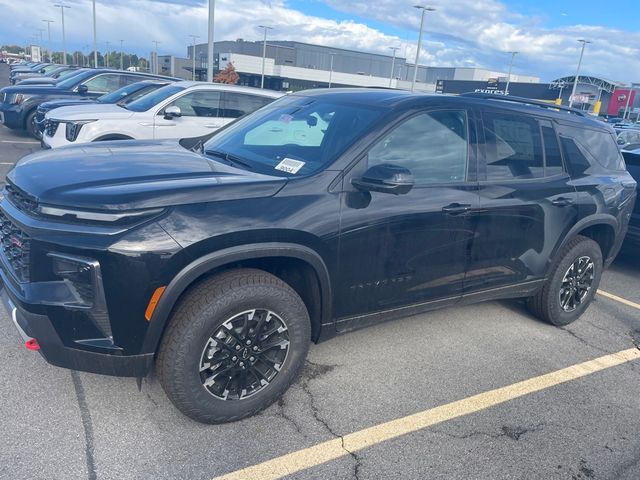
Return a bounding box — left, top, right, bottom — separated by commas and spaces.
6, 182, 38, 215
45, 119, 59, 137
0, 211, 31, 282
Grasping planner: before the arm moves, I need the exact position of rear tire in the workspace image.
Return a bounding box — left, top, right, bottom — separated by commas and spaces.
157, 268, 311, 423
527, 235, 602, 326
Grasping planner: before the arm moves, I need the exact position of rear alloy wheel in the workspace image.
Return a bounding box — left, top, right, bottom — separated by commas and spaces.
527, 235, 602, 326
157, 269, 310, 423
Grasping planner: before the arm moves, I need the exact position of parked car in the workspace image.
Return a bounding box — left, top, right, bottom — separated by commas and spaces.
0, 69, 178, 137
11, 64, 63, 84
9, 63, 53, 83
622, 148, 640, 245
42, 81, 282, 147
13, 66, 81, 85
0, 91, 635, 423
16, 68, 87, 86
34, 79, 174, 139
615, 126, 640, 150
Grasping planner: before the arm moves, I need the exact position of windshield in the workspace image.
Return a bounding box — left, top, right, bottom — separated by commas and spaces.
98, 82, 162, 104
56, 70, 95, 89
55, 69, 83, 80
124, 85, 185, 112
202, 95, 385, 176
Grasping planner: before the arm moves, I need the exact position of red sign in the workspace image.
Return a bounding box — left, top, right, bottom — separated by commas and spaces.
608, 88, 636, 115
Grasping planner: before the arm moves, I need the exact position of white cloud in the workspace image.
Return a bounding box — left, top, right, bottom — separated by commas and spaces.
0, 0, 637, 83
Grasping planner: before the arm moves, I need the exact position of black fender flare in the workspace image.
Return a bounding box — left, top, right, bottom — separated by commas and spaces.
93, 134, 134, 142
141, 242, 333, 355
551, 213, 618, 264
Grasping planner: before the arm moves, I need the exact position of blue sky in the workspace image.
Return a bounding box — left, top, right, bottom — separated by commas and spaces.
0, 0, 638, 82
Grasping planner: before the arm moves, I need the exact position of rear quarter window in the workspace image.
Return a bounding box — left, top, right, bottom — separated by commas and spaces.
558, 124, 625, 172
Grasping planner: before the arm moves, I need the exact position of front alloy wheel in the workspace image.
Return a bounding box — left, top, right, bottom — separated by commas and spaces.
559, 256, 595, 312
199, 309, 290, 401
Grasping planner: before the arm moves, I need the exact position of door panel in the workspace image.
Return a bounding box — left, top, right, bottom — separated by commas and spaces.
466, 112, 579, 292
154, 90, 222, 140
335, 109, 479, 324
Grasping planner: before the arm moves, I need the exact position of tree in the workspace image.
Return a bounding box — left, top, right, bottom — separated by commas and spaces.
214, 62, 239, 85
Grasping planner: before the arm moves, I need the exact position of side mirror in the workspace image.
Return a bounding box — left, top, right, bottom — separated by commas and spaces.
77, 84, 89, 94
351, 163, 414, 195
164, 105, 182, 120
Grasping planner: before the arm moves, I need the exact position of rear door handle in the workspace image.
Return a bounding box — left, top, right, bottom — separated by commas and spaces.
442, 203, 472, 215
551, 197, 574, 207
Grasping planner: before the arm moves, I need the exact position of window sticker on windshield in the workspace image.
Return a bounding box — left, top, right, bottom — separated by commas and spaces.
279, 114, 293, 124
275, 158, 305, 174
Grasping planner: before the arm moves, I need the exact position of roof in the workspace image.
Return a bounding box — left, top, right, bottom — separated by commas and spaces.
549, 75, 624, 93
171, 81, 283, 98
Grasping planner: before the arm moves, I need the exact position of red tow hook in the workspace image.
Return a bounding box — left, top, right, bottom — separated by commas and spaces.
24, 338, 40, 351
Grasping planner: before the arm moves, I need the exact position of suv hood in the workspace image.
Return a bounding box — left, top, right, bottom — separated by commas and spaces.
18, 76, 58, 85
8, 140, 286, 211
1, 84, 66, 96
47, 103, 134, 121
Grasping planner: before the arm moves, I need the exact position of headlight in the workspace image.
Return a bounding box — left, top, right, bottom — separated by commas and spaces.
38, 205, 165, 223
65, 120, 96, 142
10, 94, 31, 105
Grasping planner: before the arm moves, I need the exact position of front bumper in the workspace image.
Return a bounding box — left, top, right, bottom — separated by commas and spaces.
0, 104, 23, 129
0, 279, 153, 377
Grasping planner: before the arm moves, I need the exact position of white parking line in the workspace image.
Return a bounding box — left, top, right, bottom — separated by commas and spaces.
0, 162, 14, 165
0, 140, 39, 144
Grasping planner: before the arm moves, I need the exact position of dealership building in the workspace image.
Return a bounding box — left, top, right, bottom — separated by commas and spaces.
156, 39, 538, 91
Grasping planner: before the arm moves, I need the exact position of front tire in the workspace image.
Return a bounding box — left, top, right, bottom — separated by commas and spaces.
25, 110, 40, 139
157, 269, 311, 423
527, 236, 603, 326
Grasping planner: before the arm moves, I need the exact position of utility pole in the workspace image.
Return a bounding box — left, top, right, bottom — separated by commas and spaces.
152, 40, 161, 74
42, 20, 54, 62
207, 0, 216, 82
119, 39, 124, 70
53, 3, 70, 65
569, 39, 591, 108
188, 35, 200, 81
411, 5, 435, 92
328, 53, 334, 88
389, 46, 399, 87
258, 25, 273, 88
505, 51, 518, 95
105, 40, 110, 68
92, 0, 98, 68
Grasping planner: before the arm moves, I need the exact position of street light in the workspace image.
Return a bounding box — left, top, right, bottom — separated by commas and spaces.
258, 25, 273, 89
568, 39, 591, 108
328, 52, 335, 88
389, 46, 400, 87
105, 41, 110, 68
92, 0, 98, 68
411, 5, 435, 92
53, 3, 70, 65
152, 40, 161, 74
207, 0, 216, 82
188, 35, 200, 81
505, 51, 518, 95
42, 19, 54, 62
119, 40, 124, 70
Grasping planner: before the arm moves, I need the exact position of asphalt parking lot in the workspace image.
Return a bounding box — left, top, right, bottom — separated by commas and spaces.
1, 63, 640, 480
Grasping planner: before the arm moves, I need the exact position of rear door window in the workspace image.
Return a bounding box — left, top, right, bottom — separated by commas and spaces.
221, 92, 274, 119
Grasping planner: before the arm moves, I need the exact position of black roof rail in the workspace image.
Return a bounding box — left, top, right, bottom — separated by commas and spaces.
460, 92, 586, 117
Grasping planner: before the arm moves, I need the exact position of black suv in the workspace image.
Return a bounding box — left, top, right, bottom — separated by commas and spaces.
622, 149, 640, 244
0, 68, 177, 137
0, 90, 635, 423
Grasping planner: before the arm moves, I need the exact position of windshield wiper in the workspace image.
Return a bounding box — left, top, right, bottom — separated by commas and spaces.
204, 149, 253, 170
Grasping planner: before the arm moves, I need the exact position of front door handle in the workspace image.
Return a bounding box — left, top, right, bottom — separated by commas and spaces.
205, 124, 223, 129
552, 197, 574, 207
442, 203, 472, 215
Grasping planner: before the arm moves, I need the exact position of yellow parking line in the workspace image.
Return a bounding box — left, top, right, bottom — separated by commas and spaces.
213, 348, 640, 480
597, 289, 640, 310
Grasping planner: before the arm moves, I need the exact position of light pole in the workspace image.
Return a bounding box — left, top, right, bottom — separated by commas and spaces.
568, 39, 591, 108
119, 39, 124, 70
42, 20, 54, 62
258, 25, 273, 89
411, 5, 435, 92
152, 40, 161, 74
207, 0, 216, 82
328, 52, 335, 88
505, 51, 518, 95
91, 0, 98, 68
54, 3, 70, 65
623, 85, 634, 120
105, 41, 110, 68
188, 34, 199, 81
389, 46, 399, 87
